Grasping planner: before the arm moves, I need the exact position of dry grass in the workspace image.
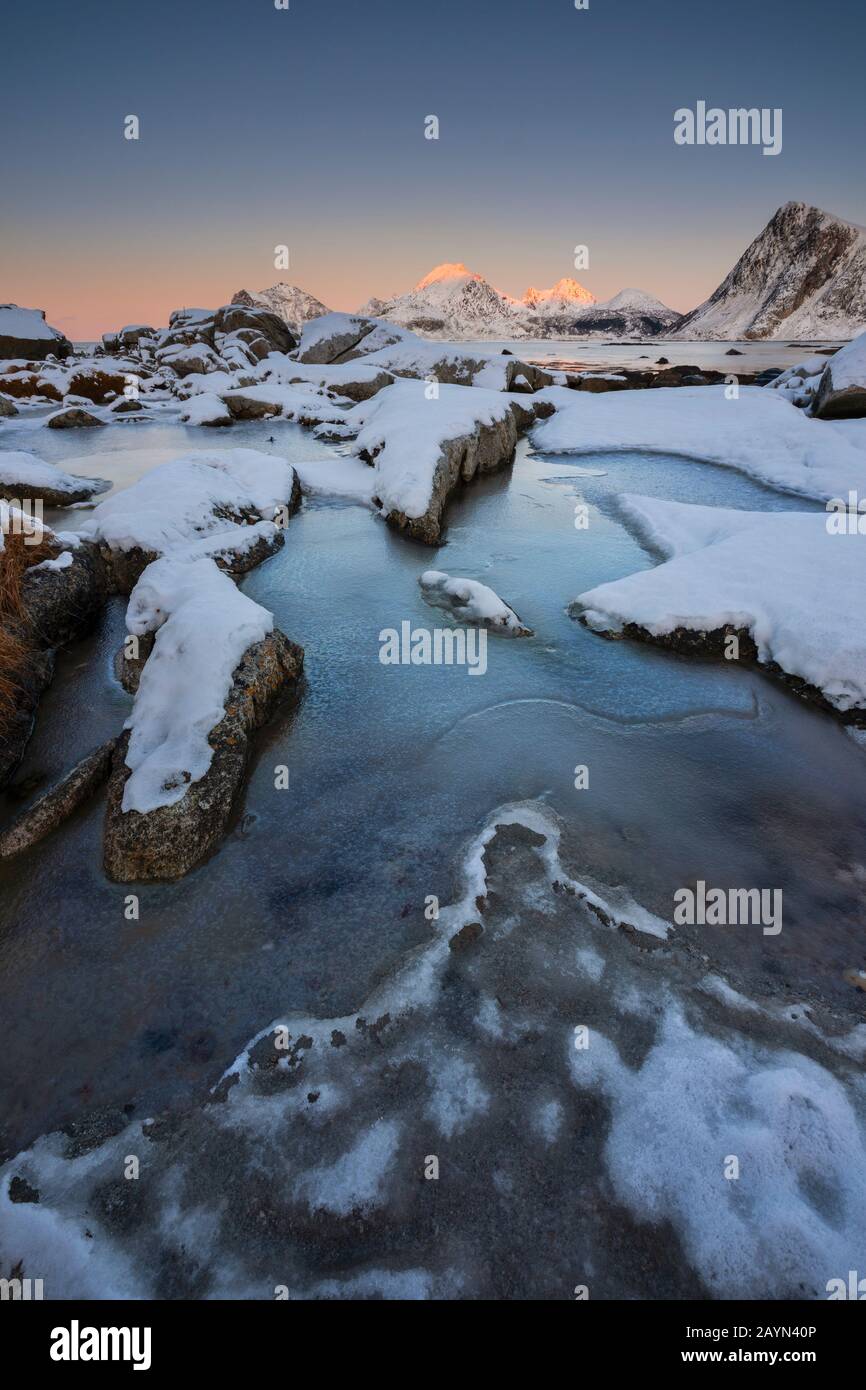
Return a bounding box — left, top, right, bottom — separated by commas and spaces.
0, 528, 59, 735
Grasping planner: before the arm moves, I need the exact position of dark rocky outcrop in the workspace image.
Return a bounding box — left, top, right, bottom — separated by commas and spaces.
103, 631, 304, 882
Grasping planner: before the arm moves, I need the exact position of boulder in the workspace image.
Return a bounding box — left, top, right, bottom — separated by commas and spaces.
65, 368, 128, 404
47, 407, 105, 429
0, 370, 63, 401
296, 313, 380, 364
103, 631, 304, 881
214, 304, 296, 354
374, 407, 523, 545
0, 396, 18, 417
0, 740, 116, 858
814, 333, 866, 419
0, 304, 72, 361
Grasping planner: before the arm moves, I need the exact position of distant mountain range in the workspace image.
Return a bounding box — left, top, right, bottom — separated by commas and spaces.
358, 263, 680, 339
232, 204, 866, 344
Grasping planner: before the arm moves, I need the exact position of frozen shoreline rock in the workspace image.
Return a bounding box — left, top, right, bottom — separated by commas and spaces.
80, 449, 301, 592
103, 563, 304, 884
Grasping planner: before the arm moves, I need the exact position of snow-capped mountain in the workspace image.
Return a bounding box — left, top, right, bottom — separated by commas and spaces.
674, 203, 866, 340
523, 278, 597, 315
358, 263, 527, 338
529, 287, 681, 338
358, 263, 677, 340
231, 283, 330, 335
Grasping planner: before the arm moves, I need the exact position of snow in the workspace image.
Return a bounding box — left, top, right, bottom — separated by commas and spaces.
121, 556, 274, 814
221, 382, 350, 423
569, 1002, 866, 1298
346, 378, 516, 518
820, 328, 866, 390
577, 493, 866, 713
0, 449, 106, 500
254, 353, 393, 394
179, 392, 231, 426
80, 449, 297, 555
0, 304, 61, 341
419, 570, 531, 634
292, 456, 375, 502
531, 385, 866, 500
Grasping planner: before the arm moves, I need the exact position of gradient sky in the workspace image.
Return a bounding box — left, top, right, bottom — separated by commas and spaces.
2, 0, 865, 338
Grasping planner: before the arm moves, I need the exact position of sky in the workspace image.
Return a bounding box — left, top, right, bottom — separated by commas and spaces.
2, 0, 865, 339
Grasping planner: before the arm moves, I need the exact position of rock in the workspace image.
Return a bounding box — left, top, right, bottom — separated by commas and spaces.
0, 647, 54, 789
0, 740, 116, 858
113, 631, 154, 694
222, 389, 284, 420
449, 921, 483, 952
0, 370, 63, 401
655, 357, 670, 365
374, 405, 523, 545
103, 631, 304, 881
156, 343, 224, 377
109, 397, 144, 415
0, 304, 72, 361
21, 542, 112, 648
0, 395, 18, 417
0, 452, 110, 508
117, 325, 157, 351
297, 314, 380, 364
725, 348, 744, 356
47, 407, 105, 429
814, 331, 866, 419
1, 542, 111, 787
65, 368, 129, 404
213, 304, 296, 355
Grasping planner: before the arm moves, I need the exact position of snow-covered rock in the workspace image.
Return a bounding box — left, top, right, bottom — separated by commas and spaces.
0, 304, 72, 361
419, 570, 532, 635
79, 449, 299, 589
347, 379, 530, 542
531, 384, 866, 501
575, 494, 866, 718
254, 353, 394, 402
0, 450, 110, 507
179, 392, 232, 427
103, 556, 304, 880
674, 202, 866, 340
814, 330, 866, 419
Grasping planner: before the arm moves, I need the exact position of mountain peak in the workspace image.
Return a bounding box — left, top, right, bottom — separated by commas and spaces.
524, 278, 596, 308
676, 201, 866, 340
414, 262, 481, 290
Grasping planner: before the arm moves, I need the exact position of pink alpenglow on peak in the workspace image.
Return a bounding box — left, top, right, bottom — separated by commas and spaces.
523, 278, 597, 311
